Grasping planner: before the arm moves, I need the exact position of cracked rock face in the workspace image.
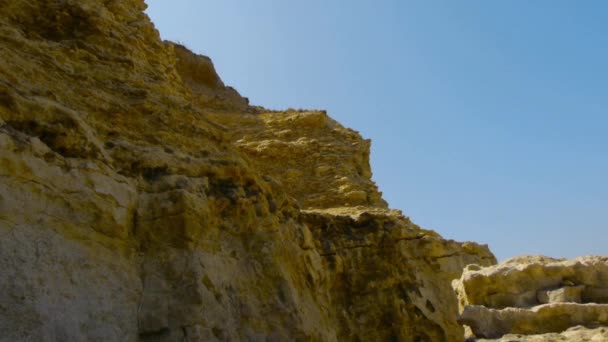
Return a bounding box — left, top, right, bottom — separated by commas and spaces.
453, 255, 608, 341
0, 0, 495, 341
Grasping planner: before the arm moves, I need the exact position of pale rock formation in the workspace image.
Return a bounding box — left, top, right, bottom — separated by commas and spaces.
0, 0, 496, 341
454, 255, 608, 340
476, 326, 608, 342
460, 303, 608, 338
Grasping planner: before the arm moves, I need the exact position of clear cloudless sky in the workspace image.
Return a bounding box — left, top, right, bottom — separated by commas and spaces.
145, 1, 608, 261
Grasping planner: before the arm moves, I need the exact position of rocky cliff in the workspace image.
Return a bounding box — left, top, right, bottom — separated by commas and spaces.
0, 1, 496, 341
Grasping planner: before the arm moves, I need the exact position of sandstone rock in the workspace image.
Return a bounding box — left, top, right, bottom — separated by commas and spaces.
460, 303, 608, 339
172, 43, 250, 111
455, 255, 608, 310
474, 326, 608, 342
301, 207, 496, 341
208, 108, 389, 209
454, 256, 608, 340
0, 0, 496, 340
537, 285, 584, 304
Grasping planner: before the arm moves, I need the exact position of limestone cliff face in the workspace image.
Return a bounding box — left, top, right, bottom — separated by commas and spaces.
0, 1, 495, 341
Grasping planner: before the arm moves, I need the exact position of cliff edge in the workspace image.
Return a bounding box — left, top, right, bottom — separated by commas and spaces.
0, 1, 495, 341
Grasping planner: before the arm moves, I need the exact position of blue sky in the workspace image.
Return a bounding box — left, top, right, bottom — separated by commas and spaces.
145, 1, 608, 261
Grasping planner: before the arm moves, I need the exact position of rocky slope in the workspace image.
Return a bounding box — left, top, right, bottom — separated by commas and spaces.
454, 256, 608, 341
0, 0, 496, 341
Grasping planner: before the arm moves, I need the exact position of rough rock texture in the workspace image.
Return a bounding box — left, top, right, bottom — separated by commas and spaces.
0, 0, 495, 341
211, 109, 388, 209
475, 326, 608, 342
460, 303, 608, 339
454, 256, 608, 340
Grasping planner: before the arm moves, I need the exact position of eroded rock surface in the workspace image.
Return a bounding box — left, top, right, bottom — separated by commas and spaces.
476, 326, 608, 342
454, 256, 608, 341
0, 0, 495, 340
214, 109, 388, 209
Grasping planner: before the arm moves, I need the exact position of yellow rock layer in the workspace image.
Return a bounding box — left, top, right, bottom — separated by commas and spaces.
0, 0, 495, 341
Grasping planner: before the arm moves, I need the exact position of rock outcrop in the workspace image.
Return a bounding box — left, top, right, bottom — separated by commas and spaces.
454, 255, 608, 340
474, 326, 608, 342
0, 0, 495, 341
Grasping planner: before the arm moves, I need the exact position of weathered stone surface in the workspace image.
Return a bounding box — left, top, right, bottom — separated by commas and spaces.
172, 43, 250, 112
209, 109, 389, 209
0, 0, 496, 340
474, 326, 608, 342
537, 285, 584, 304
455, 255, 608, 310
460, 303, 608, 338
454, 256, 608, 340
301, 207, 495, 341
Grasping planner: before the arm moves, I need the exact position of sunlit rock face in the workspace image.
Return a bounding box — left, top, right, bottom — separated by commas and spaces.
454, 255, 608, 341
471, 326, 608, 342
0, 0, 495, 341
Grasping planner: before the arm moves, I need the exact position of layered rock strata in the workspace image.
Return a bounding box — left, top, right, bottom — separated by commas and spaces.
475, 326, 608, 342
0, 0, 495, 340
454, 255, 608, 340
